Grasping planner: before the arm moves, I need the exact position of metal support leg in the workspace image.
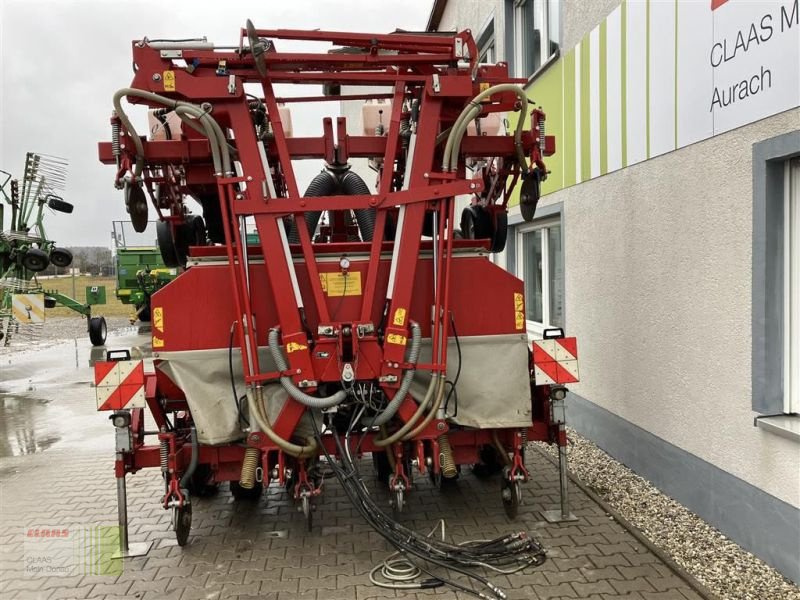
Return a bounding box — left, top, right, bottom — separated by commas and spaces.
110, 417, 152, 559
111, 466, 152, 559
542, 395, 578, 523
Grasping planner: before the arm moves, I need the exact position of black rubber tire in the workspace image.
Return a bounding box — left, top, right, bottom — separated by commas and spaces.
472, 445, 504, 479
22, 248, 50, 272
49, 247, 73, 268
372, 451, 392, 485
459, 206, 493, 240
230, 480, 263, 501
174, 503, 192, 546
185, 465, 219, 498
47, 196, 74, 214
490, 210, 508, 253
88, 316, 107, 346
137, 302, 151, 322
157, 221, 181, 268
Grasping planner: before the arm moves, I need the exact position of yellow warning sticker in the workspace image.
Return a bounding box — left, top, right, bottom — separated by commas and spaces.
386, 333, 407, 345
392, 308, 406, 327
480, 82, 490, 92
153, 307, 163, 332
319, 272, 362, 297
513, 292, 525, 330
152, 336, 165, 348
286, 341, 308, 353
163, 70, 176, 92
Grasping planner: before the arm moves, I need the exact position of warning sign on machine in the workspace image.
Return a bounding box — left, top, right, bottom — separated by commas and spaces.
11, 294, 45, 324
319, 271, 362, 296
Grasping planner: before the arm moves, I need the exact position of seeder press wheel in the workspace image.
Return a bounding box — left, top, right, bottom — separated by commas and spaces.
173, 503, 192, 546
500, 476, 522, 520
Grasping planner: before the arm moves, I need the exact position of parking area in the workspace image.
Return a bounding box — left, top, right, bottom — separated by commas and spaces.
0, 331, 705, 600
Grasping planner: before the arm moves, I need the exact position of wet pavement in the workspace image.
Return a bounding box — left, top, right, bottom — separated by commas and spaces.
0, 329, 152, 459
0, 330, 707, 600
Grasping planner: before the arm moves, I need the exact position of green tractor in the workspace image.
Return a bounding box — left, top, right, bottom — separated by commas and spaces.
1, 153, 107, 346
112, 220, 176, 324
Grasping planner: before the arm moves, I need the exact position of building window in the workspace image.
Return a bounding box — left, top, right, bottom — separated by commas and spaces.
510, 0, 560, 79
785, 158, 799, 414
477, 18, 496, 64
516, 218, 563, 333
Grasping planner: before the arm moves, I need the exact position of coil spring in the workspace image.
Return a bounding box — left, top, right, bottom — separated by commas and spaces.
111, 121, 121, 157
538, 116, 546, 152
437, 433, 458, 479
239, 447, 260, 489
159, 438, 169, 472
520, 428, 528, 446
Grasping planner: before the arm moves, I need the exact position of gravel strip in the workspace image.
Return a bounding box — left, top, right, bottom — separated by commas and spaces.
535, 429, 800, 600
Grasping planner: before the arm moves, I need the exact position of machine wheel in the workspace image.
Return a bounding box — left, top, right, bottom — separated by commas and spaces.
392, 487, 405, 515
173, 503, 192, 546
490, 210, 508, 253
49, 247, 73, 268
47, 196, 74, 214
460, 205, 493, 241
157, 220, 181, 268
21, 248, 50, 272
88, 316, 107, 346
185, 465, 219, 497
372, 451, 392, 484
44, 296, 57, 309
429, 468, 459, 490
230, 480, 263, 501
301, 494, 313, 532
501, 477, 521, 520
472, 445, 504, 479
136, 302, 152, 322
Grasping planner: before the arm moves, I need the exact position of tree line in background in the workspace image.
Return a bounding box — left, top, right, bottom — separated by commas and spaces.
38, 246, 114, 277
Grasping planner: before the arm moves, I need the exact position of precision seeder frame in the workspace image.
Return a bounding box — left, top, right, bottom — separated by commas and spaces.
96, 22, 580, 594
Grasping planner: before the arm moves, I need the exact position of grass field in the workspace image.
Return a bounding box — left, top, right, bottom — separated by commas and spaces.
36, 275, 133, 318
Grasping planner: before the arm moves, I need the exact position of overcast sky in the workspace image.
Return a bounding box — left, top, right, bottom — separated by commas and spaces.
0, 0, 432, 246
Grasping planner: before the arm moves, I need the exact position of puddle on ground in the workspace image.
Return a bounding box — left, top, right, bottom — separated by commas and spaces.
0, 395, 62, 457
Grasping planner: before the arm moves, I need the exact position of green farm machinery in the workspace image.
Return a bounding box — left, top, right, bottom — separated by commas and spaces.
0, 152, 107, 346
112, 220, 176, 324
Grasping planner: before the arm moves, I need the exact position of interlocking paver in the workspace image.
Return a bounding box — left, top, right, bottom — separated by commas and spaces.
0, 378, 702, 600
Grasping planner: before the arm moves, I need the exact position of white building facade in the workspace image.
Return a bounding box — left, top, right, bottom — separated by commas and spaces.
428, 0, 800, 583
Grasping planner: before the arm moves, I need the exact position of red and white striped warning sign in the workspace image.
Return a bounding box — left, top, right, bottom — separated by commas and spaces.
532, 337, 579, 385
94, 360, 146, 411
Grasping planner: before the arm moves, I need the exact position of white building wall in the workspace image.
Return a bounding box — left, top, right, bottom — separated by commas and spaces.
549, 107, 800, 508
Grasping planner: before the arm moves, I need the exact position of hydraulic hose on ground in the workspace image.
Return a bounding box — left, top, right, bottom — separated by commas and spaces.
372, 322, 422, 426
268, 328, 347, 409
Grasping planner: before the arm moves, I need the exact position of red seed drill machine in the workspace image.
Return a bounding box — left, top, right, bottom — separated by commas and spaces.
96, 21, 580, 596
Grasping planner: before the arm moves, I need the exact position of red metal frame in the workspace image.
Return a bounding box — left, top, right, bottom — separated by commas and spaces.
98, 25, 565, 521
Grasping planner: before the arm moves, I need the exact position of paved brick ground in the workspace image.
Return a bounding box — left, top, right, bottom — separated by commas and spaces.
0, 445, 703, 600
1, 334, 702, 599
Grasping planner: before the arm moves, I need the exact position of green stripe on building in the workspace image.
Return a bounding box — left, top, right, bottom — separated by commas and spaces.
580, 36, 591, 182
563, 50, 576, 188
